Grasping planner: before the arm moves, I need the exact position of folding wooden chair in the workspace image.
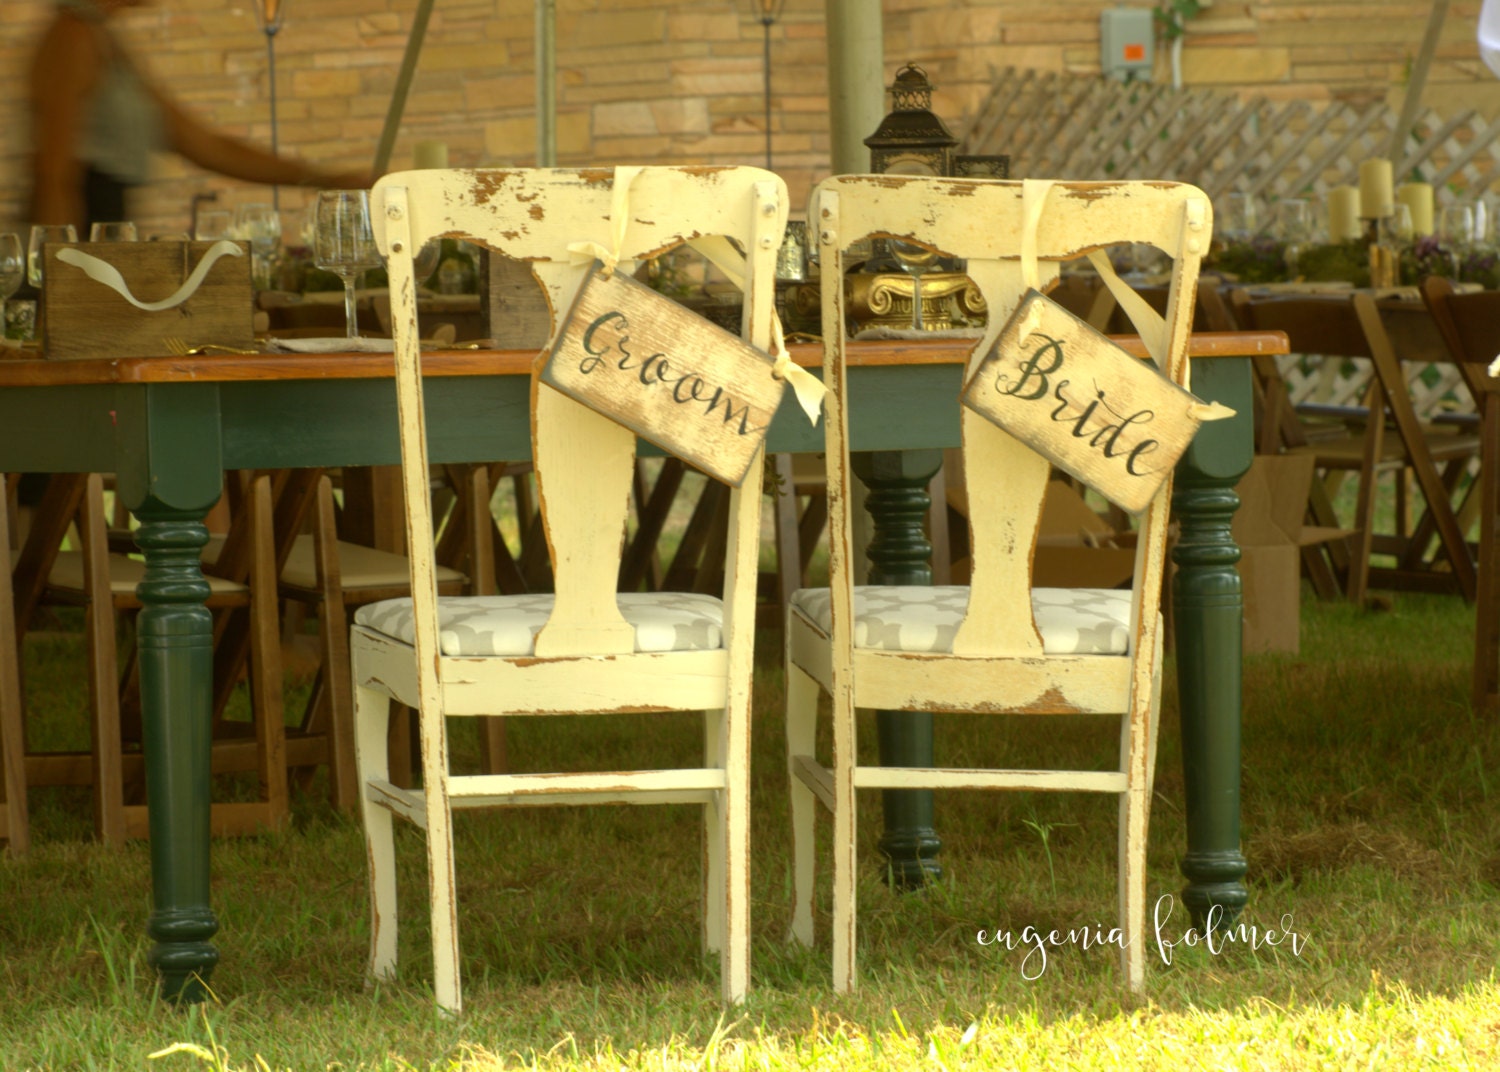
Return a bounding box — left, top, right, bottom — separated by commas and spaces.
1420, 275, 1500, 713
352, 165, 786, 1013
1230, 290, 1480, 605
786, 175, 1204, 993
8, 471, 287, 843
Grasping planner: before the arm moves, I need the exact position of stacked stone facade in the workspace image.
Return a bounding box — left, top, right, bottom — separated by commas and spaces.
0, 1, 1488, 234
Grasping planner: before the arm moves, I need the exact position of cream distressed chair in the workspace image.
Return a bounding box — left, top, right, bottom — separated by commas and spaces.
785, 176, 1207, 993
354, 166, 787, 1014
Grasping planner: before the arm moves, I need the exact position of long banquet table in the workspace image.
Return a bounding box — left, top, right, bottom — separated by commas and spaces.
0, 332, 1281, 1000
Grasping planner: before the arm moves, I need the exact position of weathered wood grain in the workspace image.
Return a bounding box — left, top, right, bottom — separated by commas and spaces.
542, 262, 785, 487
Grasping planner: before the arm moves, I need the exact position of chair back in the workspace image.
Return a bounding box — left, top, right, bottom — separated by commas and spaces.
1421, 274, 1500, 398
810, 176, 1207, 659
1230, 292, 1373, 359
369, 167, 788, 679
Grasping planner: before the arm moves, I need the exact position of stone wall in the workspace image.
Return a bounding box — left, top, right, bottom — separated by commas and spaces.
0, 0, 1490, 236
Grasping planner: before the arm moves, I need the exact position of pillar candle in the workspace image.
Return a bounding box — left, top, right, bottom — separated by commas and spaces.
413, 140, 449, 169
1327, 185, 1361, 241
1397, 182, 1434, 236
1359, 159, 1394, 218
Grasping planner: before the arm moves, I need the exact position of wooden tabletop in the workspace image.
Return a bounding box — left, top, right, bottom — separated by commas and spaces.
0, 331, 1288, 387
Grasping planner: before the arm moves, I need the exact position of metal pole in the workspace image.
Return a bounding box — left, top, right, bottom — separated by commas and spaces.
762, 18, 773, 169
1387, 0, 1450, 169
266, 32, 279, 209
537, 0, 557, 166
373, 0, 439, 174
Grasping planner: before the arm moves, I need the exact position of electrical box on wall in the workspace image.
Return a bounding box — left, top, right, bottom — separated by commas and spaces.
1101, 7, 1155, 81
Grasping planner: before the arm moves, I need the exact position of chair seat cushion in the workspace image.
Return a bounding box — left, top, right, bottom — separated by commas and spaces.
353, 591, 725, 656
790, 585, 1132, 655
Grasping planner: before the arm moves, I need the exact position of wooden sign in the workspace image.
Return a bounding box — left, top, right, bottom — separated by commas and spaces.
541, 261, 785, 487
43, 241, 253, 360
962, 289, 1206, 515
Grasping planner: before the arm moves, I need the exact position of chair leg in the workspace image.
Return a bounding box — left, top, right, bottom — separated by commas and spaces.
310, 477, 359, 811
79, 475, 127, 847
830, 686, 858, 993
246, 475, 289, 829
722, 690, 751, 1005
0, 486, 29, 854
354, 675, 399, 983
702, 708, 725, 958
1118, 630, 1164, 994
421, 721, 461, 1016
785, 658, 819, 948
1346, 384, 1386, 604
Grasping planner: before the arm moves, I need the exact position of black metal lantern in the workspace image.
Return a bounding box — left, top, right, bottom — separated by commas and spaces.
863, 63, 958, 177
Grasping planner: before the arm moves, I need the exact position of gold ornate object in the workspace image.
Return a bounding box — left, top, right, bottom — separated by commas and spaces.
837, 271, 984, 333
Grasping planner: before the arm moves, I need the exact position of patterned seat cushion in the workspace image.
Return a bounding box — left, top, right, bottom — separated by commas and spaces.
353, 591, 725, 656
790, 585, 1133, 655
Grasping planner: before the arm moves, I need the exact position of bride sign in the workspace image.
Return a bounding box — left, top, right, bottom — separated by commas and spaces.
962, 290, 1210, 515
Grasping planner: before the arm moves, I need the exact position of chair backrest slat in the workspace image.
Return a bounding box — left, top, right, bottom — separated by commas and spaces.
371, 167, 788, 669
811, 177, 1207, 660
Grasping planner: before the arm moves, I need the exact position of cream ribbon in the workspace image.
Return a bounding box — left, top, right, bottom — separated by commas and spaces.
1017, 179, 1053, 344
687, 234, 826, 426
566, 165, 644, 277
55, 241, 244, 312
1086, 246, 1233, 422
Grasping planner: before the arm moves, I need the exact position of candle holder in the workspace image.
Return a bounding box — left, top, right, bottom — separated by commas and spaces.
1363, 204, 1414, 289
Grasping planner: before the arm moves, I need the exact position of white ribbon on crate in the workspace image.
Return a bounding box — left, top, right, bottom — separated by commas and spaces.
54, 240, 244, 312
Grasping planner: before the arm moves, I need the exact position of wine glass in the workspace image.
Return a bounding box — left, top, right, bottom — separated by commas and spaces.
194, 209, 234, 241
314, 189, 380, 339
237, 202, 282, 290
88, 221, 138, 242
1222, 191, 1259, 243
27, 224, 78, 289
0, 234, 22, 302
1438, 204, 1476, 280
890, 238, 938, 331
0, 233, 25, 341
1272, 197, 1312, 276
411, 239, 441, 289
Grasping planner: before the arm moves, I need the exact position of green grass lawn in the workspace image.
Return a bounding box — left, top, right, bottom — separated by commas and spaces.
4, 586, 1500, 1069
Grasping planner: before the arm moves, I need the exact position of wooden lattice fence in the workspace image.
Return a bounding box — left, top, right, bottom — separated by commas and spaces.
961, 67, 1500, 203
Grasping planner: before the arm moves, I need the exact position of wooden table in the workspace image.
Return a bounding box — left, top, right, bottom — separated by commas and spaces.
0, 331, 1281, 1000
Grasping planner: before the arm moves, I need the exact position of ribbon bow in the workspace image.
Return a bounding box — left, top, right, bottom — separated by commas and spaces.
688, 234, 826, 426
566, 165, 643, 277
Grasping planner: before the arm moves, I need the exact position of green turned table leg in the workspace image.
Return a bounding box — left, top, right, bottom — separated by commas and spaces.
852, 449, 945, 890
1171, 357, 1254, 931
114, 384, 225, 1002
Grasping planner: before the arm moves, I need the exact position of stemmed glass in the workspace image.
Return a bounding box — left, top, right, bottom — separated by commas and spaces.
27, 224, 78, 290
0, 234, 25, 340
314, 189, 380, 339
88, 221, 138, 242
890, 238, 938, 331
194, 209, 234, 241
1272, 197, 1312, 276
0, 234, 22, 302
1438, 204, 1476, 280
237, 202, 282, 290
1222, 191, 1259, 243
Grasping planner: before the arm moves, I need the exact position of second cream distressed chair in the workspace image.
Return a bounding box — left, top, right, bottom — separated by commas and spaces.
352, 166, 787, 1014
785, 176, 1208, 993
